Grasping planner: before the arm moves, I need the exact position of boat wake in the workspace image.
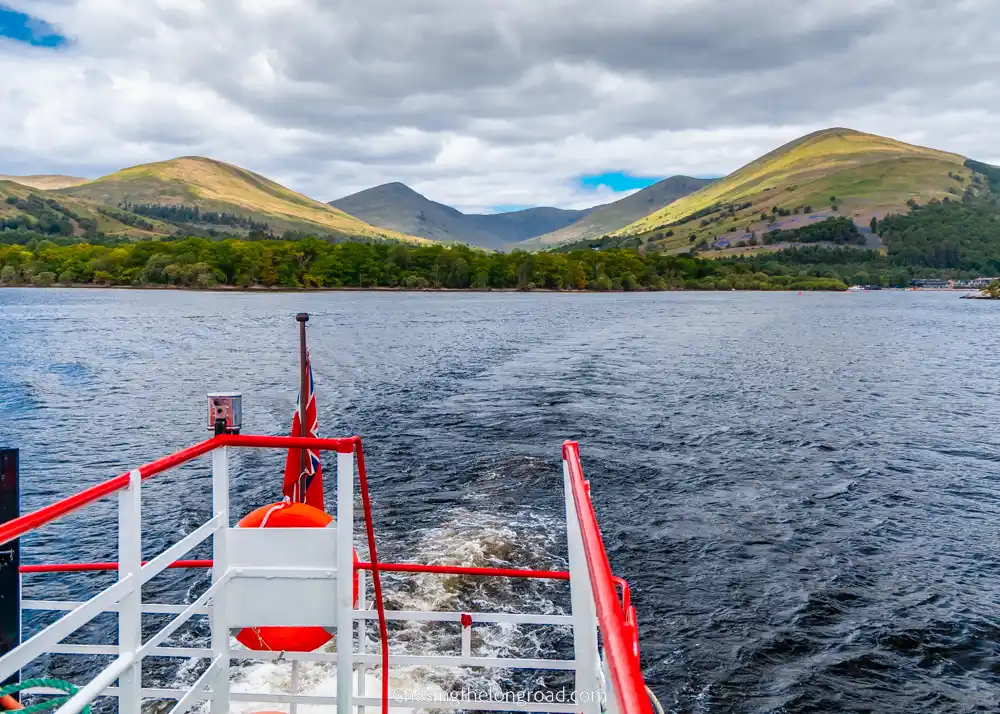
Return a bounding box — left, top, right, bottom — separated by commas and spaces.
187, 506, 570, 713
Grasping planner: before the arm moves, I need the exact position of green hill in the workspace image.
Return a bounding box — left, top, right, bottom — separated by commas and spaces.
516, 175, 713, 251
607, 128, 974, 252
0, 174, 90, 190
57, 157, 428, 243
0, 179, 176, 240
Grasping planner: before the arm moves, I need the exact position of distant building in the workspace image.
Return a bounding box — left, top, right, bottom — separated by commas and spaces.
911, 277, 999, 289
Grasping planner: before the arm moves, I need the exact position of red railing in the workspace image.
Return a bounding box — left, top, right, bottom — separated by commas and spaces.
563, 440, 651, 714
7, 435, 647, 714
1, 433, 389, 714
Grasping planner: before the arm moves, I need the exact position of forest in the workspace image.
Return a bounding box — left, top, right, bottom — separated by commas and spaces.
4, 194, 1000, 291
0, 237, 847, 291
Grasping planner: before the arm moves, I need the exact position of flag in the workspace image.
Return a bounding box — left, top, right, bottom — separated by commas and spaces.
282, 350, 323, 508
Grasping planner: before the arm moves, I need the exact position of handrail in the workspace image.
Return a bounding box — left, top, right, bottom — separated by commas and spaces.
0, 435, 360, 547
1, 434, 643, 714
23, 561, 576, 579
1, 433, 391, 713
353, 438, 390, 714
562, 440, 651, 714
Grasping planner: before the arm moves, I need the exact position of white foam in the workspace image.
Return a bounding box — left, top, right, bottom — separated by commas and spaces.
188, 505, 566, 712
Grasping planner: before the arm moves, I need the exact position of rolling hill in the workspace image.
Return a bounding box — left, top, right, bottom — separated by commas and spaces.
329, 182, 590, 249
0, 178, 178, 239
514, 175, 713, 251
599, 128, 973, 252
0, 175, 90, 190
58, 157, 427, 243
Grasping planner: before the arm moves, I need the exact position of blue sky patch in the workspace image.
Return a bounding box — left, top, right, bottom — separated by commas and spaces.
0, 5, 67, 48
489, 204, 532, 213
579, 171, 663, 192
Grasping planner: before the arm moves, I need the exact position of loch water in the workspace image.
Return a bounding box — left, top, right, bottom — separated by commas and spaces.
2, 288, 1000, 713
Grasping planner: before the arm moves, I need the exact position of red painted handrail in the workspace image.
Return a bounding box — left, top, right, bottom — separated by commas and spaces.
563, 440, 651, 714
0, 435, 359, 548
21, 561, 574, 578
2, 433, 391, 713
352, 437, 389, 714
5, 434, 644, 714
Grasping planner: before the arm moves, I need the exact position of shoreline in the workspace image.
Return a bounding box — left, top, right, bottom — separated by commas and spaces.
0, 282, 850, 294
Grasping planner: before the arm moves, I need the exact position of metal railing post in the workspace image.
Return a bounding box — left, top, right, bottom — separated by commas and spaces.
0, 448, 19, 699
337, 449, 355, 713
356, 567, 367, 714
211, 447, 230, 713
118, 469, 142, 712
563, 458, 600, 714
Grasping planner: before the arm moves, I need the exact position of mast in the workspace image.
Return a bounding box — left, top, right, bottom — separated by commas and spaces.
296, 312, 309, 484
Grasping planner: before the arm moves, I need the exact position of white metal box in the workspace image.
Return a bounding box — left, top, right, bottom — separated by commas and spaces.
223, 527, 339, 628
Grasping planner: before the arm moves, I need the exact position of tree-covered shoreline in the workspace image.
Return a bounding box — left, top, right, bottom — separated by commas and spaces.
0, 236, 848, 291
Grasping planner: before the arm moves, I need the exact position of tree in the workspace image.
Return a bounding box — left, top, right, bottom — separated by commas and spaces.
870, 216, 878, 234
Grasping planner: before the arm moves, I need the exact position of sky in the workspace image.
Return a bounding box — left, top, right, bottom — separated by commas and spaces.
1, 0, 999, 213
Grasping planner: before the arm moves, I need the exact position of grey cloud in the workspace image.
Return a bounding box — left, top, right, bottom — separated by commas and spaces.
3, 0, 1000, 208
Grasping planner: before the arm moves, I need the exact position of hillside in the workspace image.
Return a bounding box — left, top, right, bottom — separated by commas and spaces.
601, 128, 973, 252
516, 176, 713, 250
329, 182, 589, 250
58, 157, 427, 243
0, 179, 175, 240
0, 175, 90, 190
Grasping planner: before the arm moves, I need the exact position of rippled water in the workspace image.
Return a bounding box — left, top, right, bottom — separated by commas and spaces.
2, 287, 1000, 713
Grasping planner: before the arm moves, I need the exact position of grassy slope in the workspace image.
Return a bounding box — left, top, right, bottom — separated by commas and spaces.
517, 176, 713, 251
0, 179, 172, 238
616, 128, 970, 251
58, 157, 428, 243
0, 175, 90, 190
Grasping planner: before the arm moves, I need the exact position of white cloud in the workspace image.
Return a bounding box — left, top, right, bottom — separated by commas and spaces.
2, 0, 1000, 210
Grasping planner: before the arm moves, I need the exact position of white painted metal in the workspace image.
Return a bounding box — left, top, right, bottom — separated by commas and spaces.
117, 469, 142, 713
353, 653, 577, 670
461, 619, 472, 659
136, 577, 227, 659
337, 449, 355, 714
225, 527, 338, 627
564, 457, 602, 714
7, 441, 626, 714
289, 659, 300, 714
357, 567, 368, 714
23, 600, 211, 616
210, 445, 230, 714
354, 609, 573, 625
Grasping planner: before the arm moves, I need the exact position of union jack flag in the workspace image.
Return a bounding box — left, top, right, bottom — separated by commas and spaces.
282, 350, 324, 508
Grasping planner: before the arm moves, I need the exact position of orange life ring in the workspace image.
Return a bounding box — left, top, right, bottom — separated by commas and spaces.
234, 501, 359, 652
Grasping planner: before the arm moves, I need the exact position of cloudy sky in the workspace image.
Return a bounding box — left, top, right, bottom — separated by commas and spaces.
1, 0, 998, 213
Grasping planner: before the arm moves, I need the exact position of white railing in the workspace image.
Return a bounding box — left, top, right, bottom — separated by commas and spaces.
0, 435, 647, 713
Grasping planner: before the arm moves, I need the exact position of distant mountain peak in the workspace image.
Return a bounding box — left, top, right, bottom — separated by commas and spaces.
330, 183, 592, 250
513, 175, 713, 250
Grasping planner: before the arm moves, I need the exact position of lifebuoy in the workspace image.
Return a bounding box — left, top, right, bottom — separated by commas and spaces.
234, 501, 359, 652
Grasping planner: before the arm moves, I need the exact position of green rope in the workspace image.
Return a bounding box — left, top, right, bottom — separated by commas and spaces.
0, 678, 89, 714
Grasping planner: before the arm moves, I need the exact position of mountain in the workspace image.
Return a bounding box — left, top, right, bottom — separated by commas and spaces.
599, 128, 972, 252
329, 182, 591, 250
514, 176, 713, 250
57, 157, 427, 243
0, 175, 90, 190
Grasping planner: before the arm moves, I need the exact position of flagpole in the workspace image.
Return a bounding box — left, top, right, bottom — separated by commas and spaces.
296, 312, 309, 492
